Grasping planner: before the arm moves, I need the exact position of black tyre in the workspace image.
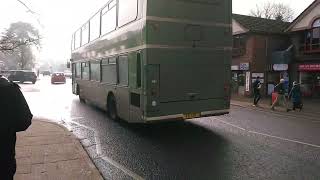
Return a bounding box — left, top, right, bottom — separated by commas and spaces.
107, 95, 118, 121
78, 86, 85, 103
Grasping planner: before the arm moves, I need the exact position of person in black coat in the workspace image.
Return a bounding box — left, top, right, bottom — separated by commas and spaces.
0, 75, 32, 180
289, 81, 303, 111
252, 76, 262, 106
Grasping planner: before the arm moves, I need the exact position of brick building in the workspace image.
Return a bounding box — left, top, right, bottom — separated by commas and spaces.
232, 14, 290, 96
285, 0, 320, 98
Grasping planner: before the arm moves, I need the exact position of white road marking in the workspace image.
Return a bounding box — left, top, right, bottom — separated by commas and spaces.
64, 119, 145, 180
215, 119, 246, 131
213, 118, 320, 149
248, 130, 320, 149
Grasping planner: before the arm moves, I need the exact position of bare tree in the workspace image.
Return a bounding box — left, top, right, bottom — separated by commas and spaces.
0, 22, 41, 69
16, 0, 44, 28
0, 34, 39, 53
250, 2, 295, 22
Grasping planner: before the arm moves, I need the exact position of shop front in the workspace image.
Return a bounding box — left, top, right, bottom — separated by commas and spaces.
298, 64, 320, 97
267, 64, 290, 95
231, 63, 250, 96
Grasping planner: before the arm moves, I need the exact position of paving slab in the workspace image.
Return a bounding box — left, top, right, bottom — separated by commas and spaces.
14, 119, 103, 180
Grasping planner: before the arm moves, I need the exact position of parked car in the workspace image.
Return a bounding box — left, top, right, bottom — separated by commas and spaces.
51, 72, 66, 84
8, 70, 37, 84
42, 70, 51, 76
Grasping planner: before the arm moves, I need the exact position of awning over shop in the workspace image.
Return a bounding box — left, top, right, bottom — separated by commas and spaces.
299, 64, 320, 71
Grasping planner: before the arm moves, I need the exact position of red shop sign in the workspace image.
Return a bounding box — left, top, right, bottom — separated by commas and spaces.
299, 64, 320, 71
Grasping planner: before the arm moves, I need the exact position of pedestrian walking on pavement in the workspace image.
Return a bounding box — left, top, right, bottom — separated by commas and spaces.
271, 79, 290, 112
252, 76, 262, 106
0, 75, 33, 180
289, 81, 303, 111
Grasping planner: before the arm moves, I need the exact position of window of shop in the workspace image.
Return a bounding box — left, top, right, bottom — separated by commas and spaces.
301, 18, 320, 53
300, 71, 320, 97
232, 35, 246, 57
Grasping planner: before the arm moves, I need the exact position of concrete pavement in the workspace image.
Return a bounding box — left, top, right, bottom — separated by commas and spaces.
14, 119, 103, 180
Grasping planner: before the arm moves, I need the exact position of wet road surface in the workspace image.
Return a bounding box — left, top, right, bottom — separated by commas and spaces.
21, 77, 320, 180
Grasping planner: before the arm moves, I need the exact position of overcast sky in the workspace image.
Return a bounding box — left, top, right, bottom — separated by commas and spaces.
0, 0, 315, 62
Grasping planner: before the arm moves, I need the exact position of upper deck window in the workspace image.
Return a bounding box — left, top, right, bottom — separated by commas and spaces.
90, 12, 101, 42
74, 29, 81, 49
81, 22, 90, 45
71, 34, 75, 51
118, 0, 138, 27
101, 4, 117, 35
108, 0, 116, 9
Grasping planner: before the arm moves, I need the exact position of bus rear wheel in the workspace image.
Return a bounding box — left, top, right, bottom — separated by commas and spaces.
78, 86, 85, 103
107, 96, 118, 121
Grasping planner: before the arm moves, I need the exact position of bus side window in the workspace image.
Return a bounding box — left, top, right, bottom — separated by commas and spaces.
118, 56, 129, 86
81, 62, 90, 80
90, 60, 101, 81
75, 63, 81, 78
101, 58, 117, 84
137, 53, 141, 88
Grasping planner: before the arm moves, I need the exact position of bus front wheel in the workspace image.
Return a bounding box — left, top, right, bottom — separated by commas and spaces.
107, 96, 118, 121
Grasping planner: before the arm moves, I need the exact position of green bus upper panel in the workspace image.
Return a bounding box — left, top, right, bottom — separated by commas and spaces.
145, 0, 232, 48
146, 0, 232, 23
71, 0, 232, 61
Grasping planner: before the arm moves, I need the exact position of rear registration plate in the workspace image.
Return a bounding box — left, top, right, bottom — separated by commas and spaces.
183, 113, 201, 119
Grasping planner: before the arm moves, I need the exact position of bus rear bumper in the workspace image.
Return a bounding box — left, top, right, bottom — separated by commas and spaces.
143, 109, 230, 122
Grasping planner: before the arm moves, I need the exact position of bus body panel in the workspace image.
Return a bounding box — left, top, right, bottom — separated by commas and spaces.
71, 0, 232, 123
142, 0, 232, 121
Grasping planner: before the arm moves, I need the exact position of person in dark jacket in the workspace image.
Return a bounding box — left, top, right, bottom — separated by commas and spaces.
252, 76, 262, 106
289, 81, 303, 111
0, 75, 32, 180
271, 79, 290, 112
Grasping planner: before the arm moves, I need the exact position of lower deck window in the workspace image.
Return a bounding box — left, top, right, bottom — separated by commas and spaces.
81, 62, 90, 80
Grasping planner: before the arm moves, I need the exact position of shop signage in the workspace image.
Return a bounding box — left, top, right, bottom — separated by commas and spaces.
231, 65, 239, 71
273, 64, 288, 71
245, 72, 250, 92
299, 64, 320, 71
240, 63, 250, 71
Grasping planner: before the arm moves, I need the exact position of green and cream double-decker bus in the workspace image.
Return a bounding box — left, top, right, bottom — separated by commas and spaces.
70, 0, 232, 123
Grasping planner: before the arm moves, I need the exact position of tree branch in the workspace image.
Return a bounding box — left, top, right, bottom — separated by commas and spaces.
16, 0, 36, 14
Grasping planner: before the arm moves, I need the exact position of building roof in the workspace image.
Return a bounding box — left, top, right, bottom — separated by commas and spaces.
285, 0, 320, 32
233, 14, 291, 34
